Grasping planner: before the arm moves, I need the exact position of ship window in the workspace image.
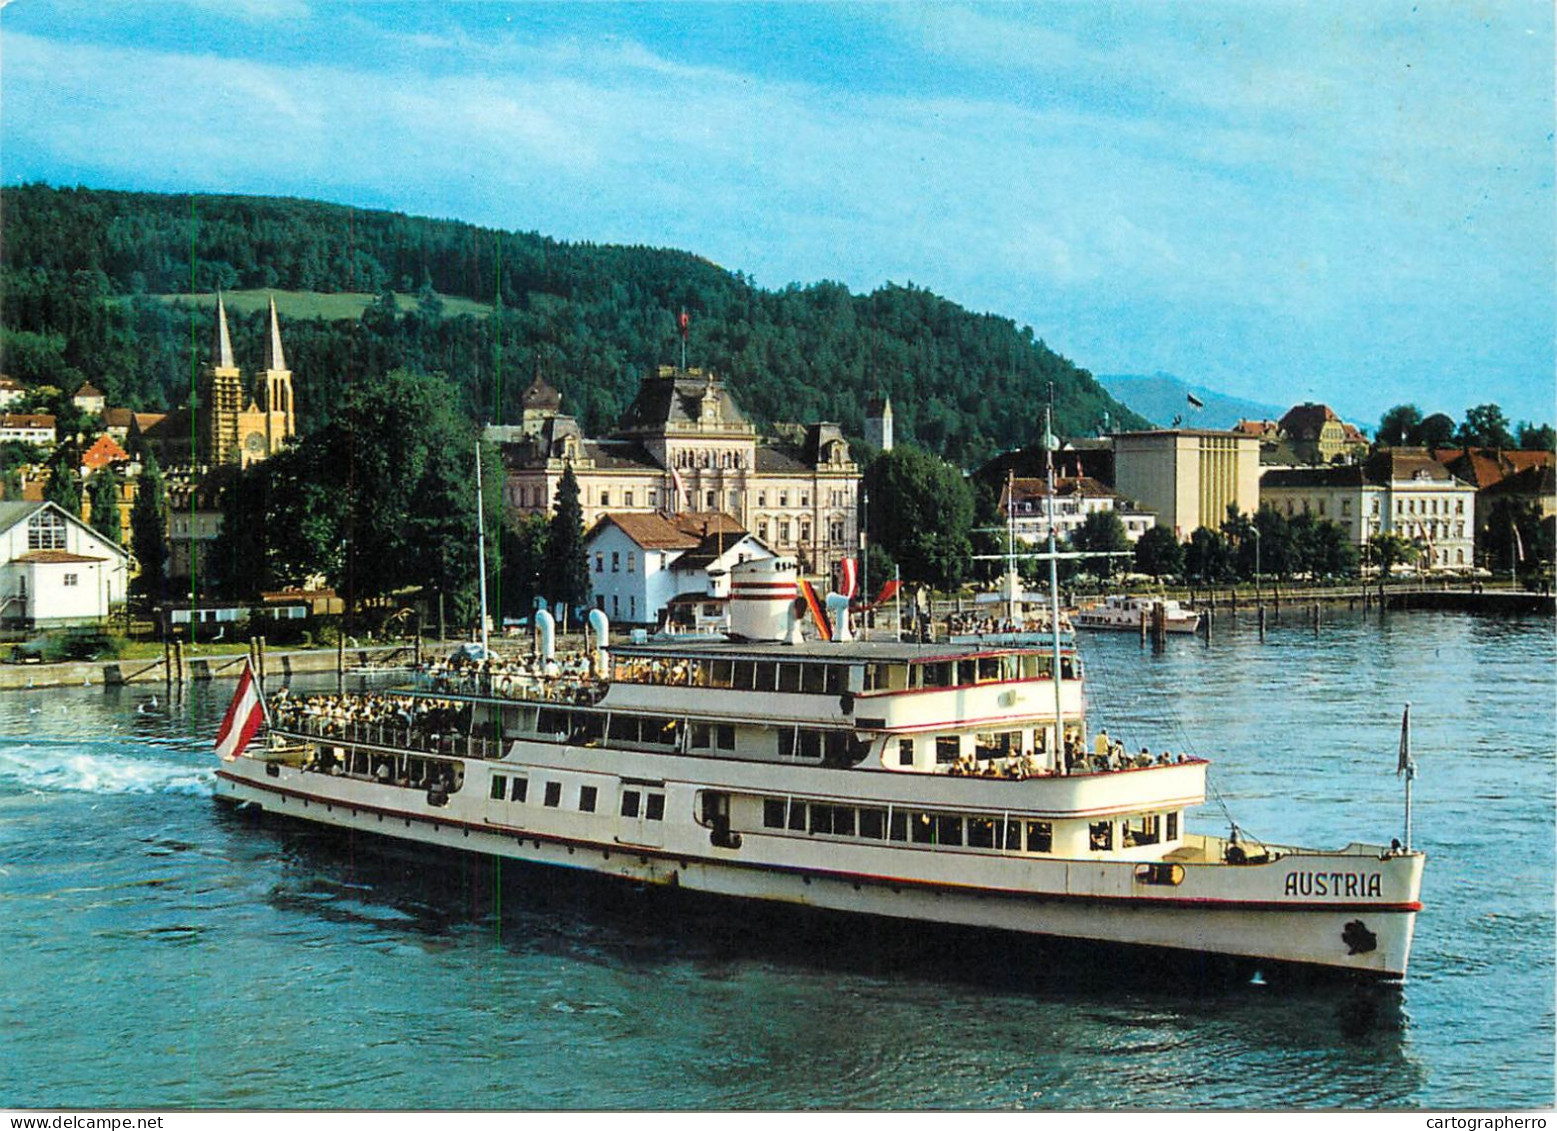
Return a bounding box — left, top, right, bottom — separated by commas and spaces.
825, 665, 849, 695
936, 815, 963, 846
717, 724, 735, 750
796, 730, 822, 759
977, 657, 1001, 682
512, 777, 528, 803
1123, 815, 1160, 847
921, 662, 953, 689
778, 664, 802, 693
610, 716, 638, 743
859, 808, 886, 839
788, 801, 807, 831
1167, 812, 1179, 841
710, 660, 734, 688
733, 661, 756, 690
888, 811, 908, 841
935, 736, 961, 764
544, 782, 562, 808
957, 660, 977, 686
898, 739, 915, 767
764, 799, 787, 828
753, 663, 777, 692
911, 812, 935, 844
1026, 821, 1053, 853
976, 732, 1020, 760
645, 793, 665, 821
621, 790, 640, 818
968, 817, 996, 848
579, 786, 597, 813
1004, 820, 1022, 851
1089, 821, 1113, 851
809, 806, 834, 835
490, 775, 507, 800
801, 664, 826, 694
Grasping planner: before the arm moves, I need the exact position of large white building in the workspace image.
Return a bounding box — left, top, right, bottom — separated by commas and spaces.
0, 501, 129, 628
998, 475, 1157, 544
583, 511, 773, 628
1259, 449, 1477, 570
495, 367, 859, 577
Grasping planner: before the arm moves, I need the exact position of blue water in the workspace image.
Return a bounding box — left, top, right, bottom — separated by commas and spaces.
1, 609, 1552, 1110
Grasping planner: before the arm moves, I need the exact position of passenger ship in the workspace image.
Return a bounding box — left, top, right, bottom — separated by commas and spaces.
214, 557, 1424, 981
1074, 594, 1202, 634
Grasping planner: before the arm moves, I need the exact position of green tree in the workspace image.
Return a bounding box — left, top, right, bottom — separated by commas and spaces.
544, 463, 590, 618
862, 446, 975, 588
1184, 526, 1233, 584
130, 450, 167, 601
1377, 404, 1423, 447
1072, 509, 1131, 578
43, 452, 81, 516
1516, 421, 1556, 452
87, 466, 123, 545
1367, 532, 1419, 584
1456, 403, 1514, 450
1133, 525, 1184, 579
1415, 412, 1457, 448
500, 513, 550, 622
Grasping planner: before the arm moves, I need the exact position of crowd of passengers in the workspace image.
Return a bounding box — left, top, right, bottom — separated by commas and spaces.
945, 729, 1192, 779
419, 650, 602, 702
946, 612, 1066, 636
270, 688, 467, 738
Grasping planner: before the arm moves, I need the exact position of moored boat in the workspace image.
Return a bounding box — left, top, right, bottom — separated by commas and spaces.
213, 555, 1424, 981
1075, 594, 1202, 634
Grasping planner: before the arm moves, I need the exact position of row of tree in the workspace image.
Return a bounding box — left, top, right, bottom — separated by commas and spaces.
1376, 402, 1554, 452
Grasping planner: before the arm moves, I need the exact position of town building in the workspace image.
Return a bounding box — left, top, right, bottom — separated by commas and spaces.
0, 413, 56, 447
583, 511, 772, 628
0, 375, 26, 410
0, 500, 129, 627
998, 476, 1157, 544
1111, 429, 1261, 539
494, 366, 860, 577
1260, 449, 1477, 570
1276, 403, 1369, 465
72, 383, 106, 416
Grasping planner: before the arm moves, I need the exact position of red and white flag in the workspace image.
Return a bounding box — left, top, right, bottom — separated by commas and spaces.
215, 661, 265, 761
835, 557, 859, 599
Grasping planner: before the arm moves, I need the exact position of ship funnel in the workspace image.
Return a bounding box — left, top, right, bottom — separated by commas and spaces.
825, 592, 854, 642
534, 601, 559, 676
728, 556, 799, 642
586, 608, 610, 678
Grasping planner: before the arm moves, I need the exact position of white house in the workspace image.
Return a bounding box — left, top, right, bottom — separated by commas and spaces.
999, 475, 1157, 544
0, 501, 129, 628
584, 511, 774, 628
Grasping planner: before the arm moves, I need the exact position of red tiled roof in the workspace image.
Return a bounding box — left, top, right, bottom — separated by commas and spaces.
1279, 403, 1342, 440
0, 413, 54, 430
14, 550, 106, 564
81, 433, 130, 471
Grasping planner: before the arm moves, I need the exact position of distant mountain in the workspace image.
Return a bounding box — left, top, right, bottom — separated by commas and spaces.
1099, 373, 1286, 431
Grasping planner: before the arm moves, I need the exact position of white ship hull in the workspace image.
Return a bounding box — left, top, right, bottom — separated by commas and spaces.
216, 743, 1421, 980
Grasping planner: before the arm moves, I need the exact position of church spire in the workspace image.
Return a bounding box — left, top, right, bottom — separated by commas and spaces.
263, 294, 287, 372
212, 292, 236, 371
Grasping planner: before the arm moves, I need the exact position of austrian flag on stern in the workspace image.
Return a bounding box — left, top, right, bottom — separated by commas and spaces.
215, 662, 265, 761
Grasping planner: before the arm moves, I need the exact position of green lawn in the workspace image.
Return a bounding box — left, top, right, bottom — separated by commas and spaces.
149, 290, 494, 321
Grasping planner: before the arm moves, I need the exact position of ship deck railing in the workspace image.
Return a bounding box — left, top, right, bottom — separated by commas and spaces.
274, 714, 505, 762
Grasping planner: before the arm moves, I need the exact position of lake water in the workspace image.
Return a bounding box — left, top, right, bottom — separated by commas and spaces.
1, 608, 1552, 1111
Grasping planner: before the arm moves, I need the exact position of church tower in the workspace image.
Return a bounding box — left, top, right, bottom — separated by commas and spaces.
201, 294, 244, 465
259, 295, 295, 454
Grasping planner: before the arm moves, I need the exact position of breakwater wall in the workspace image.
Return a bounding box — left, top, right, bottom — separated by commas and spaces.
0, 644, 417, 692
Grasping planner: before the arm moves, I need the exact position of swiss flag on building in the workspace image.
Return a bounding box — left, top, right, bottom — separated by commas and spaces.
214, 662, 266, 761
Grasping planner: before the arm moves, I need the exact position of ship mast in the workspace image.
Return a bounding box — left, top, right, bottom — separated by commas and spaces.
1045, 394, 1066, 773
476, 440, 490, 657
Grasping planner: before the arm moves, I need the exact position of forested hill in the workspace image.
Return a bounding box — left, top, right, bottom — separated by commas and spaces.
0, 184, 1147, 466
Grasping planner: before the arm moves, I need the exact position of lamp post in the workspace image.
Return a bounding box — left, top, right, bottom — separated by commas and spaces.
1252, 525, 1261, 604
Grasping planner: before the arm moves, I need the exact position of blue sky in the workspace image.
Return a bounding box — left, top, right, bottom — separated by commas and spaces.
3, 0, 1553, 429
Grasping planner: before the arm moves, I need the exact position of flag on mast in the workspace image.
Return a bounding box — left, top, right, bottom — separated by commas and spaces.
1186, 393, 1205, 408
835, 557, 859, 599
215, 660, 265, 761
1396, 702, 1412, 776
798, 579, 832, 641
678, 309, 690, 339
